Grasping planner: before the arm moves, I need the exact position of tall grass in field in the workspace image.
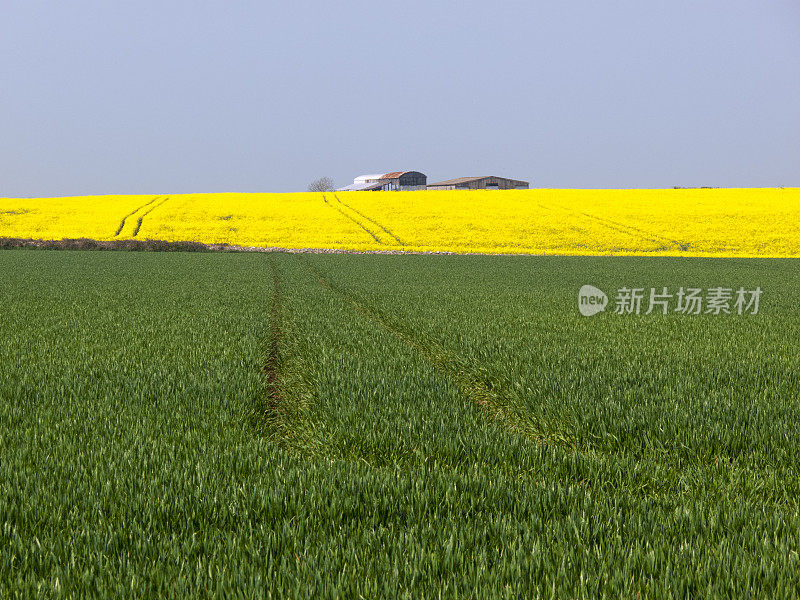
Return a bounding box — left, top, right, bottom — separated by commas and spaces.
1, 251, 799, 597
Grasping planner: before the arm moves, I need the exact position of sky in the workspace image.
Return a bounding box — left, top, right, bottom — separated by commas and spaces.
1, 0, 798, 196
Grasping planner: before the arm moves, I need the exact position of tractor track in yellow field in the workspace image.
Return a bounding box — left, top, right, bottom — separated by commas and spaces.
574, 209, 690, 252
115, 197, 160, 237
131, 197, 169, 237
540, 201, 690, 252
331, 194, 404, 246
322, 193, 403, 246
322, 194, 382, 244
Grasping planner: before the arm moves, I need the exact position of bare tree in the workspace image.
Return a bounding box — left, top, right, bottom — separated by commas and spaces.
307, 176, 335, 192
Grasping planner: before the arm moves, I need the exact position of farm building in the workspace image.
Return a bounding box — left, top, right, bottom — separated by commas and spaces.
426, 176, 529, 190
336, 171, 427, 192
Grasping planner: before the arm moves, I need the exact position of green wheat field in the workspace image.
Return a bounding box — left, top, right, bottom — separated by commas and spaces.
2, 250, 799, 598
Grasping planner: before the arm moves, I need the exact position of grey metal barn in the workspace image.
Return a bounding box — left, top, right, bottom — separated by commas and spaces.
426, 176, 529, 190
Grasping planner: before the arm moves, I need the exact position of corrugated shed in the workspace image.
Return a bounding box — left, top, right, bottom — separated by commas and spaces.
427, 176, 487, 186
428, 176, 529, 188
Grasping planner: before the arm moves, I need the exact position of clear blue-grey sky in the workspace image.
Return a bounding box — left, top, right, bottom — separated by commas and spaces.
1, 1, 798, 196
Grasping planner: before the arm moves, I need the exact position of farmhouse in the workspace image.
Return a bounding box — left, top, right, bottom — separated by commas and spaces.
426, 176, 529, 190
336, 171, 427, 192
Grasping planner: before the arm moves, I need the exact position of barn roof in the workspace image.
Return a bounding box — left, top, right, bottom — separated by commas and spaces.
427, 176, 488, 186
428, 176, 529, 186
354, 171, 421, 183
353, 174, 386, 183
336, 181, 385, 191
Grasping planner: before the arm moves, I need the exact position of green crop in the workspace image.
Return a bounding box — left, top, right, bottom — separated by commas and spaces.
1, 251, 799, 598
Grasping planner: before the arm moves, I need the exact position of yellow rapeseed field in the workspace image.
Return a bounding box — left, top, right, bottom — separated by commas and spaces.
1, 188, 798, 257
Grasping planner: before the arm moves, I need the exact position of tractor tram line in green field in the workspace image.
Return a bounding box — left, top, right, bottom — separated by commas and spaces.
252, 256, 326, 457
250, 257, 285, 439
281, 255, 792, 507
298, 256, 545, 446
